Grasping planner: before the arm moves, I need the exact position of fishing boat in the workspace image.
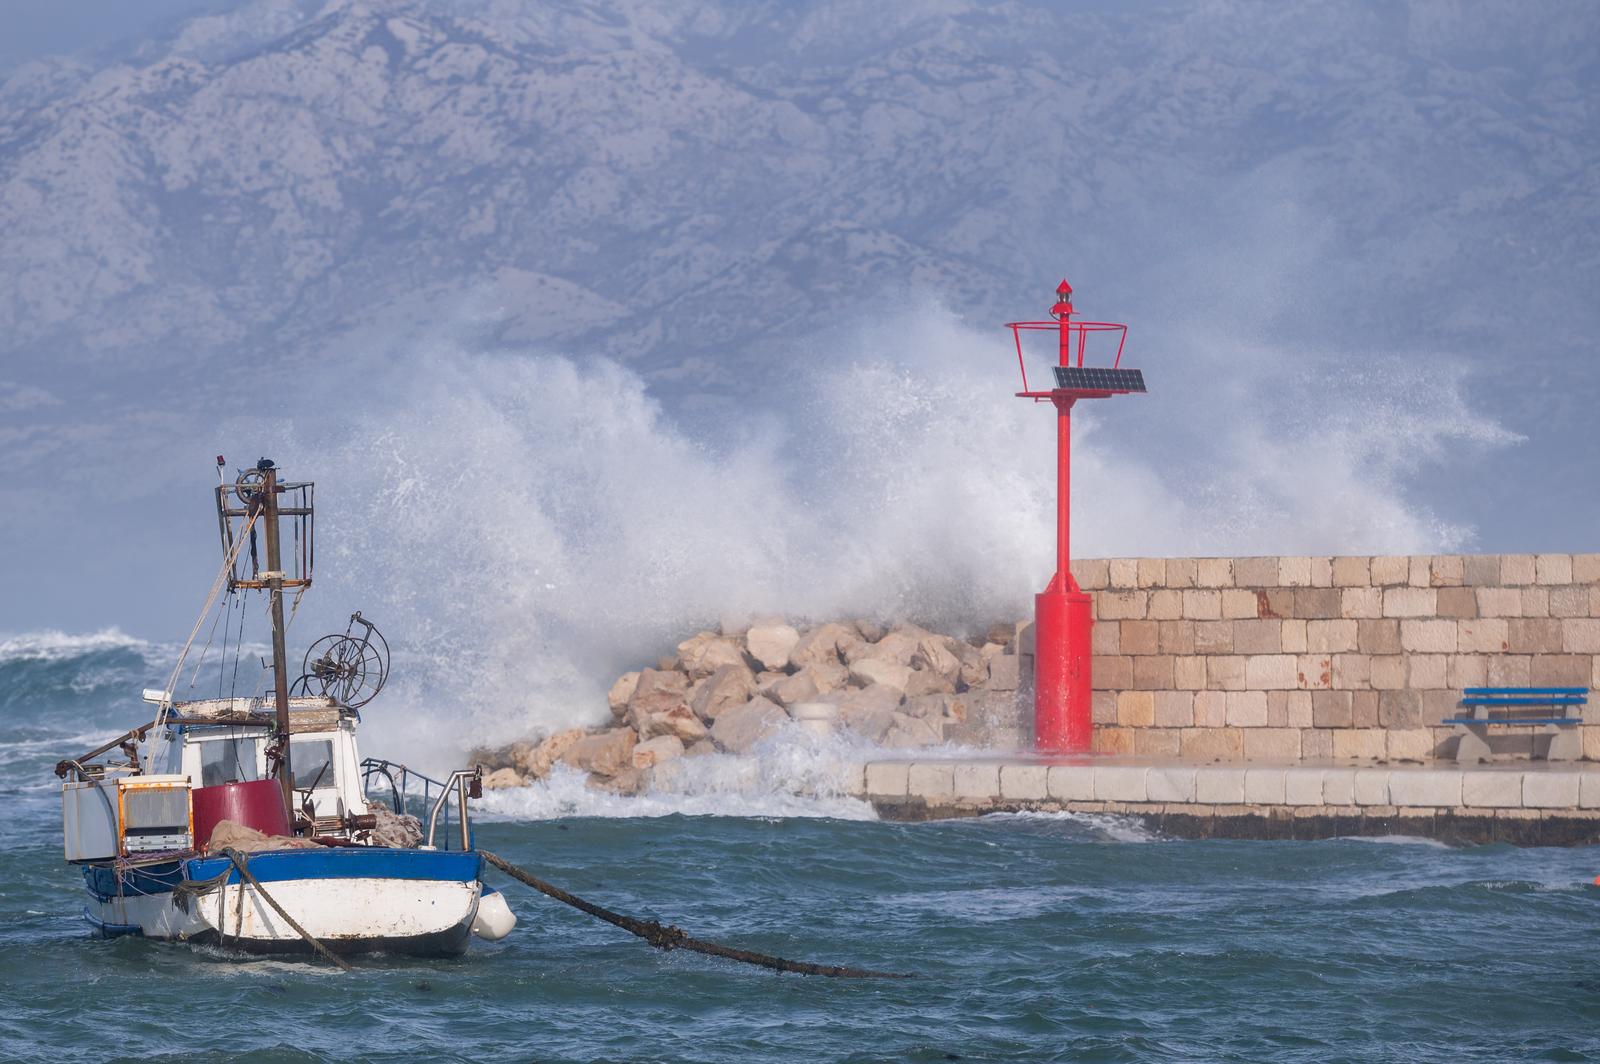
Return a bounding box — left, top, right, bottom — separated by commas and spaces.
56, 457, 515, 958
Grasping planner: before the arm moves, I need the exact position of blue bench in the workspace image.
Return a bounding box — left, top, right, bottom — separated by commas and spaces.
1444, 687, 1587, 763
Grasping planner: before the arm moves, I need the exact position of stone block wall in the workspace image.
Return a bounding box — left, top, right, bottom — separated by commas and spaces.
1052, 553, 1600, 762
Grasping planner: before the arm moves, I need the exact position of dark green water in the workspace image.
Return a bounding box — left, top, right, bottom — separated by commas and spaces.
5, 636, 1600, 1062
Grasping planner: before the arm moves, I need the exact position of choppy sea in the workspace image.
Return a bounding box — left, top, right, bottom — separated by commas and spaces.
3, 631, 1600, 1063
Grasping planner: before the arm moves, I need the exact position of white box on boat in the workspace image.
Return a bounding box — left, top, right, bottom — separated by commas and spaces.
62, 774, 193, 862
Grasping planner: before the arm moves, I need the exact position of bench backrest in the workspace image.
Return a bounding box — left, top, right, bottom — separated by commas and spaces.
1460, 687, 1587, 709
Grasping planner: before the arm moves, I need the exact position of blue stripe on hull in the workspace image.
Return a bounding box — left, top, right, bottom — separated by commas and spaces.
82, 848, 481, 903
184, 847, 482, 885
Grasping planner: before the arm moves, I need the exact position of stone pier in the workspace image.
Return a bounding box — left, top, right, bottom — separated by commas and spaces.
846, 756, 1600, 844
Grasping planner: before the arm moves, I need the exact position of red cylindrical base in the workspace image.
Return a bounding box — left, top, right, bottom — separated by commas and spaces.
1034, 588, 1094, 753
192, 779, 292, 852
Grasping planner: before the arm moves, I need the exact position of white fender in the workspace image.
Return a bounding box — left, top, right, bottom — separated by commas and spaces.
472, 888, 517, 940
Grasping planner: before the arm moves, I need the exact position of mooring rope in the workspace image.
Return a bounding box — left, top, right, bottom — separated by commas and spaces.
220, 849, 353, 972
479, 850, 913, 980
173, 851, 351, 972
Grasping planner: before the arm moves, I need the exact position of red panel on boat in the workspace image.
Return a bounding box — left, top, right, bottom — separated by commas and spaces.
192, 780, 291, 850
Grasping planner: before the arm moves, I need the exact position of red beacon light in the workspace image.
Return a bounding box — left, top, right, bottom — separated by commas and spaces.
1006, 277, 1147, 754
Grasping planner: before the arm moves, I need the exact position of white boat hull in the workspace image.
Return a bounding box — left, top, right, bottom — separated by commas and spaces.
82, 848, 485, 956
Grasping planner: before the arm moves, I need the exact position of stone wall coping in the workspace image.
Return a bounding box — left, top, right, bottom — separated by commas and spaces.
854, 755, 1600, 811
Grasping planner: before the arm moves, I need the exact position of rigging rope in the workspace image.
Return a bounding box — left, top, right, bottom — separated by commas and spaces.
156, 508, 260, 730
479, 850, 913, 980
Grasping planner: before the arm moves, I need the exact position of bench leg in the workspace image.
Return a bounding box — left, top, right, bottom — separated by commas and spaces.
1453, 725, 1491, 764
1545, 726, 1582, 762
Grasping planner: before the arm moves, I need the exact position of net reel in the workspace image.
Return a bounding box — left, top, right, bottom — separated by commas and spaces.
293, 611, 390, 708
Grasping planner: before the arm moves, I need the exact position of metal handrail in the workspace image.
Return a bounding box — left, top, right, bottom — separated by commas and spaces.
360, 757, 445, 819
424, 769, 482, 850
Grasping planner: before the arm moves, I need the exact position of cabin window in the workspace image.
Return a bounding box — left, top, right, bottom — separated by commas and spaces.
199, 737, 261, 788
290, 739, 337, 792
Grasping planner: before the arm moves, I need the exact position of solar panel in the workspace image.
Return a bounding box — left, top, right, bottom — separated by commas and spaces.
1051, 366, 1146, 393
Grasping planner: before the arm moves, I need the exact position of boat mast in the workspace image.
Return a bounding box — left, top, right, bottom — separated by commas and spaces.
256, 460, 297, 829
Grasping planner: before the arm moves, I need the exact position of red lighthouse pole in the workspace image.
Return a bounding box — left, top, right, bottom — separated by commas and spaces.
1007, 279, 1145, 753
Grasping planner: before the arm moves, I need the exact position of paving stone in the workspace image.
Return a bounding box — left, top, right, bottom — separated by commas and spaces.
1233, 619, 1282, 654
1133, 728, 1181, 757
1400, 619, 1458, 653
1281, 620, 1308, 653
906, 761, 955, 798
1293, 589, 1341, 619
1501, 554, 1536, 585
1579, 773, 1600, 810
1458, 618, 1509, 653
999, 764, 1048, 800
1244, 655, 1299, 689
1386, 728, 1436, 761
1093, 765, 1149, 802
1120, 620, 1159, 655
1536, 554, 1573, 585
1563, 618, 1600, 654
1370, 555, 1410, 585
1341, 587, 1383, 619
1233, 557, 1278, 586
1332, 728, 1387, 760
1283, 767, 1325, 805
1429, 555, 1465, 587
1523, 772, 1581, 809
1071, 559, 1110, 590
1279, 556, 1312, 587
1331, 556, 1370, 587
1243, 768, 1287, 804
1572, 554, 1600, 584
864, 761, 908, 797
1196, 558, 1234, 587
1046, 764, 1096, 801
1435, 587, 1478, 618
1321, 768, 1356, 805
1154, 691, 1195, 727
1462, 554, 1502, 586
1354, 768, 1391, 805
1388, 769, 1462, 807
841, 762, 867, 796
1146, 766, 1197, 803
1196, 766, 1247, 803
1307, 619, 1358, 653
1242, 728, 1301, 760
1136, 558, 1166, 588
1225, 691, 1268, 727
952, 762, 1001, 800
1098, 591, 1147, 619
1383, 587, 1437, 618
1221, 589, 1259, 619
1166, 559, 1198, 589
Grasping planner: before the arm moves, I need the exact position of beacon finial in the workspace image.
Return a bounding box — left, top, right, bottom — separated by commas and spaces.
1050, 277, 1074, 321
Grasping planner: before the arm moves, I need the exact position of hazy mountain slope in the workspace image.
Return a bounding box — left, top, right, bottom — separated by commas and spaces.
2, 0, 1594, 386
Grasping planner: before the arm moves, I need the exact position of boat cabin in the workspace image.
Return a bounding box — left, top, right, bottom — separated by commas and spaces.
141, 691, 370, 831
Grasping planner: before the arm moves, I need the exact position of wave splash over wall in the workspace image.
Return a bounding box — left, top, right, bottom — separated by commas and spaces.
236, 305, 1510, 767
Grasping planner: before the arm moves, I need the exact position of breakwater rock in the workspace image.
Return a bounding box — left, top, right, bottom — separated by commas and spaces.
471, 618, 1028, 795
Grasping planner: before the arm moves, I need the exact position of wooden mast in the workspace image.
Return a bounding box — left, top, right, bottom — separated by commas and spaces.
257, 461, 297, 828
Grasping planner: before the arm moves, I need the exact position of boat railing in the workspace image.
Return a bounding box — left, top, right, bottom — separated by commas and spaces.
423, 769, 484, 851
360, 759, 483, 850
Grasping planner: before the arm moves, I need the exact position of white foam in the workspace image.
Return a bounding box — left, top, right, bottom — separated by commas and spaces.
213, 301, 1513, 779
479, 728, 877, 822
0, 628, 156, 664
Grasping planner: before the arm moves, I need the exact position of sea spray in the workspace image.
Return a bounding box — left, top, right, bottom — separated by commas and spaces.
211, 303, 1514, 768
